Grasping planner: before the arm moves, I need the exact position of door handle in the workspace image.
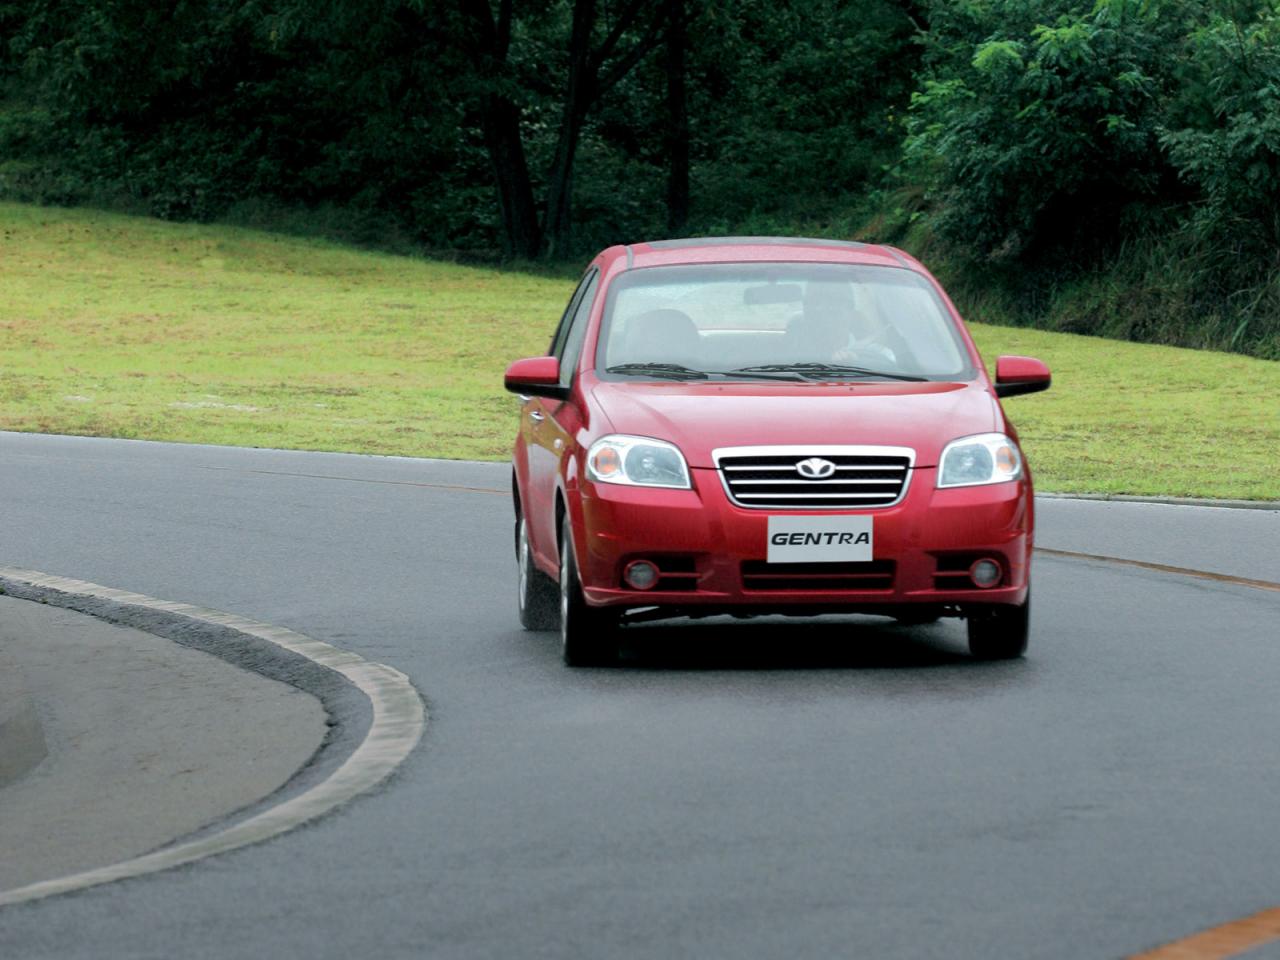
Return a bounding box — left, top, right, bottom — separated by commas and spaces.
529, 410, 545, 422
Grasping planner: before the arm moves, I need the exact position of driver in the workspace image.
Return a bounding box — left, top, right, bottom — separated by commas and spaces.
790, 281, 896, 366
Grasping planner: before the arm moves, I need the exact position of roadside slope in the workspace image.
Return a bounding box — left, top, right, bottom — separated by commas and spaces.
1, 203, 1276, 499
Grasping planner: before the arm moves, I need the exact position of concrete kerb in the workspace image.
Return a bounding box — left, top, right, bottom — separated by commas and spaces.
0, 568, 426, 908
1038, 491, 1280, 511
0, 637, 46, 788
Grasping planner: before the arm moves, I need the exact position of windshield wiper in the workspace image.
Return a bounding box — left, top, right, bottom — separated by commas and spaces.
606, 362, 710, 381
608, 362, 806, 383
732, 363, 928, 382
708, 370, 807, 383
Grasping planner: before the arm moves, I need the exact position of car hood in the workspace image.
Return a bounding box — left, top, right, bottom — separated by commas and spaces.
588, 379, 1000, 468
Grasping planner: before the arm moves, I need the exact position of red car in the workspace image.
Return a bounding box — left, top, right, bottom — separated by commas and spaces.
504, 238, 1051, 665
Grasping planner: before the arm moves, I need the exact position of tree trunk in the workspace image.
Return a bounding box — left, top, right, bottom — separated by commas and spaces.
459, 0, 540, 259
665, 0, 689, 236
542, 0, 597, 260
482, 95, 541, 259
541, 108, 587, 260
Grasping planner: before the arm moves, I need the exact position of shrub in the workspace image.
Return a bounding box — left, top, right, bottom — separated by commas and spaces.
905, 0, 1200, 259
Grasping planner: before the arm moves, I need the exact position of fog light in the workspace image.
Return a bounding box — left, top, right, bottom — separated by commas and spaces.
969, 559, 1002, 588
624, 560, 659, 590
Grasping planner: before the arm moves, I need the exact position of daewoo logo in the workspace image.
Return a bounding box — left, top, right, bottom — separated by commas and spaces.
795, 457, 837, 480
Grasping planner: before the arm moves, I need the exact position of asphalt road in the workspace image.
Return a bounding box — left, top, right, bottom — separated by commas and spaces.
1, 431, 1278, 960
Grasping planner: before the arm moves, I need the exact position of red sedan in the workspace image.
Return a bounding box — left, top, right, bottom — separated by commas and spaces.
504, 237, 1051, 665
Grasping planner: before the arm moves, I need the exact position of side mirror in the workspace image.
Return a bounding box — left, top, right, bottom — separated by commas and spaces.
504, 356, 569, 400
994, 355, 1051, 398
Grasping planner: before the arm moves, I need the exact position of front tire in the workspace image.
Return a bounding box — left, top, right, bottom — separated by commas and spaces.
559, 516, 617, 666
967, 592, 1030, 660
516, 516, 559, 631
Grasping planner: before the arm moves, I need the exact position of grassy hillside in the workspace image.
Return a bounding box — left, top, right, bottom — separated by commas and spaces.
0, 203, 565, 459
1, 202, 1276, 499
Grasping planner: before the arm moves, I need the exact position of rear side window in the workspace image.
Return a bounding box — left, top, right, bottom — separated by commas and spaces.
557, 270, 599, 388
549, 270, 596, 357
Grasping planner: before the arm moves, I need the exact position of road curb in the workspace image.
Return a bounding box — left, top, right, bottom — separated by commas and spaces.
1037, 491, 1280, 511
0, 643, 46, 788
0, 568, 426, 908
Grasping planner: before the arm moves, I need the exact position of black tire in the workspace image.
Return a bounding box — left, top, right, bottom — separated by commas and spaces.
559, 516, 617, 666
967, 592, 1030, 660
516, 515, 559, 631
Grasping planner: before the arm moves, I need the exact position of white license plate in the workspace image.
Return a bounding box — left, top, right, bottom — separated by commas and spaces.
766, 515, 873, 563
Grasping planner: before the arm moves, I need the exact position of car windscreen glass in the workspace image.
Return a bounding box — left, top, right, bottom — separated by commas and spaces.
597, 263, 975, 381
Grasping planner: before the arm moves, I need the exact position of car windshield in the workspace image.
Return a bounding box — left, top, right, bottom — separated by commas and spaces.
598, 262, 975, 381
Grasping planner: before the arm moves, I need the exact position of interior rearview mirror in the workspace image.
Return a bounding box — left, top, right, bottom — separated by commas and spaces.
743, 283, 803, 306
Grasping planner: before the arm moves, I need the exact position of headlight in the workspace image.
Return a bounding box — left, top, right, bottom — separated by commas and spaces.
586, 435, 691, 489
937, 433, 1022, 488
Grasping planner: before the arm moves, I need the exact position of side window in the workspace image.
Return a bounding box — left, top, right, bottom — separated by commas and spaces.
557, 270, 600, 388
549, 270, 595, 357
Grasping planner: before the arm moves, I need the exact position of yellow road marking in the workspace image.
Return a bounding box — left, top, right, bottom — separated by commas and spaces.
201, 464, 509, 495
256, 473, 508, 496
1126, 905, 1280, 959
1035, 548, 1280, 594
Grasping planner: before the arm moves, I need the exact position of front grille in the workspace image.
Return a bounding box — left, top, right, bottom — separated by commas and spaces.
741, 560, 896, 592
714, 446, 914, 509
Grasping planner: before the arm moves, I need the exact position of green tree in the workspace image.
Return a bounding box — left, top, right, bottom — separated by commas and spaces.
1162, 1, 1280, 252
456, 0, 675, 258
904, 0, 1204, 258
683, 0, 919, 233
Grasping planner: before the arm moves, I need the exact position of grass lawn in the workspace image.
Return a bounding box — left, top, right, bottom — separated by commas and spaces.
1, 201, 1277, 499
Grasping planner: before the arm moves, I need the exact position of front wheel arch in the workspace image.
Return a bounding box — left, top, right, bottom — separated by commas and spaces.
554, 489, 573, 576
511, 470, 523, 553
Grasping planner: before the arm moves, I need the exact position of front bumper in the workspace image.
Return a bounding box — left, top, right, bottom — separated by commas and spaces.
576, 465, 1031, 612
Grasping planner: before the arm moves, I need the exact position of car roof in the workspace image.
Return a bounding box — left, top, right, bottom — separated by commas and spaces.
601, 236, 920, 273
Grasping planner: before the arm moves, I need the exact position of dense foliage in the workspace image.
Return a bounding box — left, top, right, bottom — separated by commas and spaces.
905, 0, 1190, 258
898, 0, 1279, 356
1, 0, 1277, 356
